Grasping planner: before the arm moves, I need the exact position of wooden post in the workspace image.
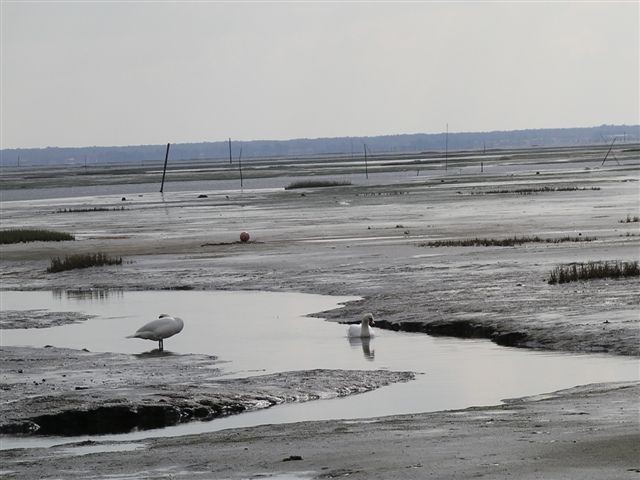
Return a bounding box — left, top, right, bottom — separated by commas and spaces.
481, 161, 483, 173
160, 143, 171, 193
364, 143, 369, 179
238, 146, 244, 190
228, 138, 232, 164
445, 123, 448, 171
601, 138, 617, 166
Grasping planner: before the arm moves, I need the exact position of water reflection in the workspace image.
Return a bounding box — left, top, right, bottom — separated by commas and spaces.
348, 336, 375, 361
134, 350, 179, 359
52, 288, 123, 302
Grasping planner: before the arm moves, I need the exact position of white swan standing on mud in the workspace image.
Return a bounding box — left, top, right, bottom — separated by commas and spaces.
348, 313, 376, 338
127, 314, 184, 351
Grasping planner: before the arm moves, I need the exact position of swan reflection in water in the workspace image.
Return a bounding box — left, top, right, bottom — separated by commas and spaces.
348, 336, 375, 361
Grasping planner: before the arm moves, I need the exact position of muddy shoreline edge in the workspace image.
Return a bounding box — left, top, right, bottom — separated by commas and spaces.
2, 381, 638, 479
0, 346, 414, 436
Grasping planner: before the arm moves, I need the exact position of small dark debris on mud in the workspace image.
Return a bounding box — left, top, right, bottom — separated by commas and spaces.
282, 455, 303, 462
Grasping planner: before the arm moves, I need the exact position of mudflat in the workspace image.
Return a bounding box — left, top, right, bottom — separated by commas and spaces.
2, 382, 638, 479
2, 148, 638, 355
1, 145, 638, 478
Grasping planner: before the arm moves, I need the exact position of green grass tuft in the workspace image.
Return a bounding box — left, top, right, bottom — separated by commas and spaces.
420, 236, 596, 247
473, 186, 600, 195
47, 253, 122, 273
548, 261, 639, 285
285, 179, 352, 190
619, 214, 640, 223
0, 229, 75, 244
55, 206, 127, 213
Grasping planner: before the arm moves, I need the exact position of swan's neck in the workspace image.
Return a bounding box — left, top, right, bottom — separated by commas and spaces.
360, 320, 369, 333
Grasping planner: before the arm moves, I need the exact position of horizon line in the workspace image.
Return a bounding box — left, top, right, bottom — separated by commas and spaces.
2, 123, 638, 152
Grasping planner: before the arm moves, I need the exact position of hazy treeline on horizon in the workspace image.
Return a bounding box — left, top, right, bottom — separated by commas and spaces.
1, 125, 638, 167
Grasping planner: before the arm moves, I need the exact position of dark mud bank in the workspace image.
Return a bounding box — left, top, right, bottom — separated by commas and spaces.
320, 288, 638, 357
374, 319, 529, 348
0, 347, 414, 436
2, 399, 247, 436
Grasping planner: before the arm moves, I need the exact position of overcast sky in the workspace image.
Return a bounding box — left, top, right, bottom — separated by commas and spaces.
1, 1, 638, 149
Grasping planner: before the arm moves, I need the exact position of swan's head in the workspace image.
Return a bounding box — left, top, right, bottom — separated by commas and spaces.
158, 313, 171, 318
363, 313, 375, 327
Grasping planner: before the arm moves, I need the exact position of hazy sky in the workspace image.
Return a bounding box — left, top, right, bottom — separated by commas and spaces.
1, 1, 638, 149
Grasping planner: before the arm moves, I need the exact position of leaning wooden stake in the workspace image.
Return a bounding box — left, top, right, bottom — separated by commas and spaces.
160, 143, 171, 193
601, 138, 617, 166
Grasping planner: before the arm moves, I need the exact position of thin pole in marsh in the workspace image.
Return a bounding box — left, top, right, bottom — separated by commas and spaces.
445, 123, 448, 171
228, 137, 233, 164
601, 137, 617, 166
160, 142, 171, 193
363, 143, 369, 179
238, 146, 244, 191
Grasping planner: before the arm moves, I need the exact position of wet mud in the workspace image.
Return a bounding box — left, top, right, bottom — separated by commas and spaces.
0, 309, 93, 329
0, 146, 638, 478
0, 346, 413, 436
2, 382, 637, 479
2, 151, 638, 355
372, 318, 529, 348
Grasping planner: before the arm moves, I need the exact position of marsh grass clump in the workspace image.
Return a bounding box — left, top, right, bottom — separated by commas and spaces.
474, 186, 600, 195
548, 261, 639, 285
55, 206, 127, 213
421, 236, 596, 247
47, 253, 122, 273
619, 214, 640, 223
285, 179, 352, 190
0, 229, 75, 244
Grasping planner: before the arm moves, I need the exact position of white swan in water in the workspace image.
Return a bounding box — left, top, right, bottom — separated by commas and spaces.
127, 314, 184, 351
347, 313, 376, 338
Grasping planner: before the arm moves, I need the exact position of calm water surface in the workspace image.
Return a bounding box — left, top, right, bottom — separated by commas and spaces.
1, 290, 638, 450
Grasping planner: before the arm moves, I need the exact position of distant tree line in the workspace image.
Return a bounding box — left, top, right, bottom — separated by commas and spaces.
1, 124, 637, 167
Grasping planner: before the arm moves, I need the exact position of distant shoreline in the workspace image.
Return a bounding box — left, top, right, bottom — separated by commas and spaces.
2, 124, 638, 166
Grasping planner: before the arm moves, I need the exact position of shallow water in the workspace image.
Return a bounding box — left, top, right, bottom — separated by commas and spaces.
0, 170, 412, 202
3, 154, 627, 203
1, 289, 638, 451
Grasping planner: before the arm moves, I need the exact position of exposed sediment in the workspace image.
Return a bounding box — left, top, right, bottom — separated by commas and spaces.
0, 147, 638, 479
2, 164, 638, 356
2, 382, 638, 480
0, 346, 414, 436
373, 318, 529, 348
0, 309, 94, 329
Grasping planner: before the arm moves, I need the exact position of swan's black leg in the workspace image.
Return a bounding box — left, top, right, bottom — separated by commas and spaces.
159, 339, 163, 351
